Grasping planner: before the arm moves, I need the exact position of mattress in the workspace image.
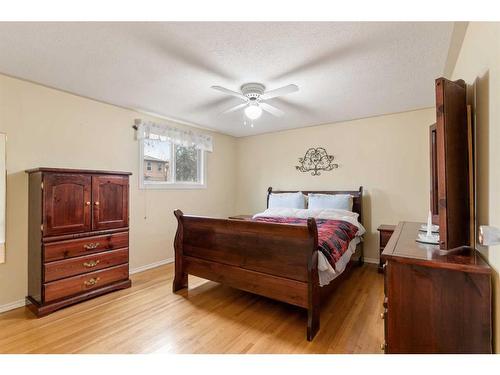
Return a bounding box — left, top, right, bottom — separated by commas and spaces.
318, 236, 360, 286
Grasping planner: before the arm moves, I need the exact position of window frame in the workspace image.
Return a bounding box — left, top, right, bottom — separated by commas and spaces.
139, 139, 207, 190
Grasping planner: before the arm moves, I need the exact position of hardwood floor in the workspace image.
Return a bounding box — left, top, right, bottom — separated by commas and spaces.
0, 263, 384, 354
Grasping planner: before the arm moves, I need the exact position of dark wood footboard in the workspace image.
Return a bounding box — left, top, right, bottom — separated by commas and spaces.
173, 209, 320, 341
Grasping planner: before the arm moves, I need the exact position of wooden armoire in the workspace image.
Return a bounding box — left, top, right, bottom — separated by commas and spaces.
26, 168, 131, 316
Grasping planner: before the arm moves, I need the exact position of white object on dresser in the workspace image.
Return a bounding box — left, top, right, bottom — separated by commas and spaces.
416, 211, 440, 244
479, 225, 500, 246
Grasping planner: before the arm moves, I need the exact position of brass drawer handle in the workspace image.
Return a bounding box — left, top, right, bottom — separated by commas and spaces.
83, 242, 100, 250
380, 342, 387, 351
84, 277, 100, 287
380, 308, 387, 319
83, 260, 100, 268
94, 201, 100, 206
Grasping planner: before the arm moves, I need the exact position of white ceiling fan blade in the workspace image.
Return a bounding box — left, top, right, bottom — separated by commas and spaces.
221, 102, 248, 114
211, 86, 247, 101
260, 84, 299, 100
260, 103, 284, 117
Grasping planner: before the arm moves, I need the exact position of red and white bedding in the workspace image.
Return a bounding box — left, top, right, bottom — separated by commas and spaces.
252, 208, 365, 286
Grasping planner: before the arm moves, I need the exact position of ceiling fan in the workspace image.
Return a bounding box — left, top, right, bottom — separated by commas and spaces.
211, 83, 299, 120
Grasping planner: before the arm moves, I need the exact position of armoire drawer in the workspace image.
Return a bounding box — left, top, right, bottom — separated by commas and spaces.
44, 248, 129, 282
43, 264, 129, 303
44, 232, 128, 262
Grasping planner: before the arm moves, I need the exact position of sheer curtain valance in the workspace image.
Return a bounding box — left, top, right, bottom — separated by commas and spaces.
135, 119, 213, 152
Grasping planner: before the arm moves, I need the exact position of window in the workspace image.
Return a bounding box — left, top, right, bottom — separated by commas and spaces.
136, 119, 212, 189
140, 138, 206, 189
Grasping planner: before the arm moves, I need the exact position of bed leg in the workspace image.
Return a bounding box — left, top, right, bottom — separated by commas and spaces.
307, 304, 320, 341
173, 209, 188, 292
357, 242, 364, 267
306, 219, 320, 341
173, 271, 188, 292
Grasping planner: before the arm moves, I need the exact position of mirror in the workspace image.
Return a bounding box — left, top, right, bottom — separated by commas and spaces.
0, 134, 5, 263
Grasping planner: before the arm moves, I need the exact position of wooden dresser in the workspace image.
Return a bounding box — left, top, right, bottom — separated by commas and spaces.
26, 168, 132, 316
377, 225, 395, 272
381, 222, 492, 353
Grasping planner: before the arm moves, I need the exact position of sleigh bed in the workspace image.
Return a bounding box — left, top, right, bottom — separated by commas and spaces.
172, 187, 364, 341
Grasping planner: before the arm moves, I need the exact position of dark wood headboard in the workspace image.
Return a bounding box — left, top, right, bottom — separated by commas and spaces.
266, 186, 363, 224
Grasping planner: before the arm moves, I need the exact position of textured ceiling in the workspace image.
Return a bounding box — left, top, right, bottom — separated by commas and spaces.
0, 22, 454, 137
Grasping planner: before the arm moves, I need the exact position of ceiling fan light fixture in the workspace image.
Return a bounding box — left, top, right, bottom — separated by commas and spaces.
213, 82, 297, 121
244, 104, 262, 120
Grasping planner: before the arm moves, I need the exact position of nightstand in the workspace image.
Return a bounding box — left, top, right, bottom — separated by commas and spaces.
377, 224, 395, 273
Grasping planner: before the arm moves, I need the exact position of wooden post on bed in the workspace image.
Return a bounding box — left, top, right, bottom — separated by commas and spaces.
266, 186, 273, 208
306, 217, 320, 341
173, 209, 188, 292
357, 186, 364, 266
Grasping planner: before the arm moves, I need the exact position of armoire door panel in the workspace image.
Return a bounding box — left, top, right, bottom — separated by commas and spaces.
43, 174, 91, 236
92, 175, 129, 230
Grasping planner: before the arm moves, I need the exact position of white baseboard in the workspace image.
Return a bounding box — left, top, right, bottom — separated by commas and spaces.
130, 257, 173, 275
0, 299, 26, 314
0, 258, 174, 315
363, 257, 379, 265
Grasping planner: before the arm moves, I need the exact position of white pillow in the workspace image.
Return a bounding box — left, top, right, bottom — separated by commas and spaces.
307, 193, 353, 211
268, 192, 306, 209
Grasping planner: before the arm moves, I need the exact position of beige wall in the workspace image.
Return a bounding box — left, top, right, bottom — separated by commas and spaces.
451, 22, 500, 352
235, 108, 436, 261
0, 73, 436, 309
0, 74, 237, 307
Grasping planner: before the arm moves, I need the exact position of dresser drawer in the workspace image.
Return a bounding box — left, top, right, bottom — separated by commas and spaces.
44, 232, 128, 262
43, 264, 129, 302
44, 248, 129, 282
